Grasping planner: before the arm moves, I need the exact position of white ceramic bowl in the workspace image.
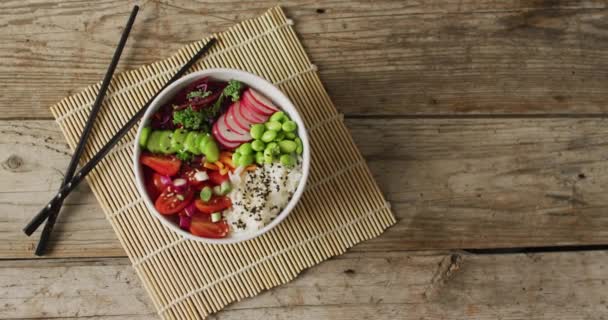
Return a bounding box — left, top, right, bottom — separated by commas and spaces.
133, 68, 310, 244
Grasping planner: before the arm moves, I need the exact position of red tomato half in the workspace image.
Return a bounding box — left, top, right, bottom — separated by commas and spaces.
141, 152, 181, 176
208, 171, 229, 185
194, 197, 232, 214
189, 214, 229, 238
155, 188, 194, 215
144, 169, 162, 201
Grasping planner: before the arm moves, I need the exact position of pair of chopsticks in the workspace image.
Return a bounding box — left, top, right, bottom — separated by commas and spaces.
23, 5, 217, 256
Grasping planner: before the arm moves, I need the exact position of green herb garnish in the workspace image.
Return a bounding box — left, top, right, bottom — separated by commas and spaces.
173, 107, 204, 130
187, 90, 212, 100
176, 150, 192, 162
223, 80, 244, 102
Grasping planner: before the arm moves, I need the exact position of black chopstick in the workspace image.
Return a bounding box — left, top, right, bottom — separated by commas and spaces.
27, 37, 218, 254
26, 6, 140, 256
23, 5, 139, 238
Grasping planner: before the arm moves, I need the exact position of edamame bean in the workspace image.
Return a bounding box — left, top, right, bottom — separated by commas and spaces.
232, 152, 241, 166
250, 124, 265, 140
255, 151, 264, 165
265, 121, 282, 131
201, 138, 220, 162
285, 132, 297, 139
264, 154, 274, 164
239, 153, 254, 166
261, 130, 277, 142
280, 154, 295, 167
275, 131, 285, 141
238, 142, 253, 155
282, 121, 297, 132
265, 142, 280, 156
269, 111, 286, 123
251, 140, 265, 151
278, 140, 297, 153
295, 137, 303, 155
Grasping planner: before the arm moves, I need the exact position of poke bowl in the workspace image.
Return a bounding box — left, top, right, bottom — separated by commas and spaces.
133, 68, 310, 244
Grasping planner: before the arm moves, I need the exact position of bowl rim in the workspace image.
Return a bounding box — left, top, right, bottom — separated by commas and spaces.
132, 68, 311, 244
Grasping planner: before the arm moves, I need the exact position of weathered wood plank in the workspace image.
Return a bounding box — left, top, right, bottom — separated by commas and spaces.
3, 119, 608, 258
3, 251, 608, 319
1, 0, 607, 118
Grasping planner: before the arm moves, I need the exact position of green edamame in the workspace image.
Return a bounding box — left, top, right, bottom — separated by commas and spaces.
280, 154, 296, 167
232, 152, 241, 166
250, 124, 265, 140
278, 140, 297, 154
275, 131, 285, 141
265, 121, 282, 131
269, 111, 286, 123
282, 121, 297, 132
264, 154, 274, 164
238, 142, 253, 155
261, 130, 277, 142
239, 153, 254, 166
285, 132, 296, 140
295, 137, 303, 155
255, 151, 264, 165
251, 140, 265, 152
265, 142, 280, 156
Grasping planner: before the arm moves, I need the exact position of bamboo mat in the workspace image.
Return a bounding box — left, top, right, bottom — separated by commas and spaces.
49, 6, 395, 319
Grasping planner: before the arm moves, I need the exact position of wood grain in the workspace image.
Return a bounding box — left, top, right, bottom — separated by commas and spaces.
1, 0, 607, 118
3, 118, 608, 258
3, 250, 608, 319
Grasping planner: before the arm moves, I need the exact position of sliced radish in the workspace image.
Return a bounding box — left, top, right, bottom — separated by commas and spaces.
238, 98, 267, 124
231, 101, 255, 129
240, 99, 267, 123
247, 89, 279, 113
224, 103, 249, 134
241, 90, 273, 117
213, 121, 241, 150
242, 89, 273, 115
215, 114, 250, 143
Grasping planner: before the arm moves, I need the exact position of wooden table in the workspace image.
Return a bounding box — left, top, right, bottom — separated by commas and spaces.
2, 1, 608, 319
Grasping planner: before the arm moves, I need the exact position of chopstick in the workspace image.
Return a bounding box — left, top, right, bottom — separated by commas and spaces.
26, 37, 218, 255
23, 5, 139, 242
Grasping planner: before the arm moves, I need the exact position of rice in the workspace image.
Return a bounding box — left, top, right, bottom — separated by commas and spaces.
224, 161, 302, 233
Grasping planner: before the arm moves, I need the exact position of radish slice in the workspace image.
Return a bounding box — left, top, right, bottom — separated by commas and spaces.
246, 89, 279, 113
216, 114, 250, 142
243, 90, 274, 116
213, 122, 241, 150
237, 99, 267, 124
229, 102, 252, 132
241, 91, 272, 118
224, 103, 248, 134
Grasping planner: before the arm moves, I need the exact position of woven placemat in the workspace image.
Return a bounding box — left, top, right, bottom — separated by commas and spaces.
49, 6, 395, 319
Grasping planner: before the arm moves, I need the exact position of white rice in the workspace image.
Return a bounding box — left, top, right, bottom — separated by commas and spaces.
224, 161, 302, 233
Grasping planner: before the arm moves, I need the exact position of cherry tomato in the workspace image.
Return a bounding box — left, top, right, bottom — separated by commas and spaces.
140, 152, 181, 176
189, 214, 229, 238
144, 168, 162, 201
208, 171, 229, 185
194, 197, 232, 214
155, 188, 194, 215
